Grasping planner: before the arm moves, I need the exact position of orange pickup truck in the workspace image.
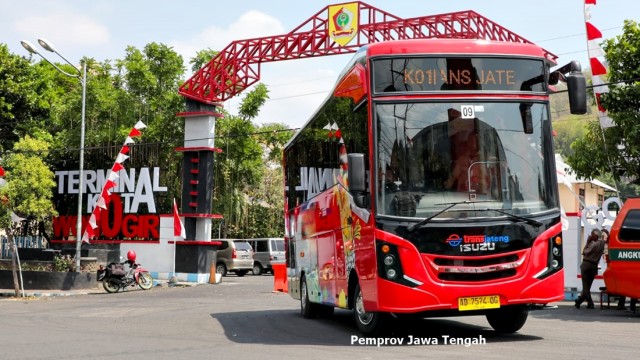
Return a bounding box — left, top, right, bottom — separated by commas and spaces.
603, 197, 640, 299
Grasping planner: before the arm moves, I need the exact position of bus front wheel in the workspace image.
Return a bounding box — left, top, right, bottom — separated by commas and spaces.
486, 305, 528, 333
353, 283, 387, 335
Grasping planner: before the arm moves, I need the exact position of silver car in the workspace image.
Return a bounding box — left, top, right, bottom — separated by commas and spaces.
215, 240, 254, 277
247, 238, 285, 275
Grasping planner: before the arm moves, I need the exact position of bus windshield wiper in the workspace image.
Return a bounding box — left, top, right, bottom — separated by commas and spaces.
406, 200, 497, 233
474, 208, 543, 227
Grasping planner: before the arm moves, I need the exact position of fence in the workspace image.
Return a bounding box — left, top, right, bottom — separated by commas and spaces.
0, 236, 45, 259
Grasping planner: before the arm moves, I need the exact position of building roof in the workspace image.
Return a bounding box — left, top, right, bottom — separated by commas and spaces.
555, 154, 617, 192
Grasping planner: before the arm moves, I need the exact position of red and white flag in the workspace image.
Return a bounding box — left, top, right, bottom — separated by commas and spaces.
584, 0, 614, 128
173, 198, 186, 239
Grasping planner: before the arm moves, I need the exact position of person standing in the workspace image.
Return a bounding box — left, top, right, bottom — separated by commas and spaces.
575, 229, 606, 309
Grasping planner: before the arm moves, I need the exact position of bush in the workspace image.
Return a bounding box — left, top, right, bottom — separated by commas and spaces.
53, 254, 75, 272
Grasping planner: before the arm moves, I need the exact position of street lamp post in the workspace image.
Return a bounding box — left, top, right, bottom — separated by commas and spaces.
21, 39, 87, 272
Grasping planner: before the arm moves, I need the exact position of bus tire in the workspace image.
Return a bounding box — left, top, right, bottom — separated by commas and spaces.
353, 283, 387, 336
486, 305, 528, 333
300, 276, 319, 319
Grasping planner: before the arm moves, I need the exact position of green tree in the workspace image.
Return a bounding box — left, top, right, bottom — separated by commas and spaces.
41, 43, 187, 214
242, 166, 285, 238
256, 122, 294, 163
0, 135, 57, 296
213, 85, 269, 238
237, 122, 292, 238
189, 48, 218, 73
0, 44, 52, 152
552, 117, 588, 158
566, 20, 640, 182
114, 43, 186, 211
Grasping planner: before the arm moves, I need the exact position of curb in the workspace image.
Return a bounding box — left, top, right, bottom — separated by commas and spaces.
0, 279, 201, 298
0, 289, 96, 298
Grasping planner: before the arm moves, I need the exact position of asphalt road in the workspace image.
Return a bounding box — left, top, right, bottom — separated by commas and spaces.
0, 275, 638, 360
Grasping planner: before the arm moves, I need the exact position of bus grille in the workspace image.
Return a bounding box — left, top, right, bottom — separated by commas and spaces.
438, 269, 517, 281
434, 254, 518, 267
425, 251, 526, 282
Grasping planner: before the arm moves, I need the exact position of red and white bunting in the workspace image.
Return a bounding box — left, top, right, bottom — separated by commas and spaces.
584, 0, 614, 128
115, 152, 129, 164
134, 120, 147, 130
81, 121, 146, 243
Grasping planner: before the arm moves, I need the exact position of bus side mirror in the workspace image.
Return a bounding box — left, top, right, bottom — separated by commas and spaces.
567, 71, 587, 115
551, 61, 587, 115
347, 154, 366, 207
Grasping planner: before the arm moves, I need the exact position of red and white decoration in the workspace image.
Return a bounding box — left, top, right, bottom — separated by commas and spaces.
324, 121, 349, 186
81, 120, 147, 243
173, 198, 186, 239
584, 0, 614, 128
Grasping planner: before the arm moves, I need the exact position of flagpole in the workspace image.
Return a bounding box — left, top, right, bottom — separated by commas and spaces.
583, 1, 620, 198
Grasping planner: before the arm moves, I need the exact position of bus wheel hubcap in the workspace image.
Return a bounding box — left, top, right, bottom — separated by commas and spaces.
356, 292, 373, 325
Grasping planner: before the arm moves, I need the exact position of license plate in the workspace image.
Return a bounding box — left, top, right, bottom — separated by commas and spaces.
242, 255, 249, 259
458, 295, 500, 311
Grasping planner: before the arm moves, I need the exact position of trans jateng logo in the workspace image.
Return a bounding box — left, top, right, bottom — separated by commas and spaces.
446, 234, 510, 252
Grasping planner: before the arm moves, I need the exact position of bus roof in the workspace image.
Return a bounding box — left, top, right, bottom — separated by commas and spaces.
366, 39, 551, 64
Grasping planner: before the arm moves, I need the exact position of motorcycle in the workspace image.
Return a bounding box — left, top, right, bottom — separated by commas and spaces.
97, 259, 154, 293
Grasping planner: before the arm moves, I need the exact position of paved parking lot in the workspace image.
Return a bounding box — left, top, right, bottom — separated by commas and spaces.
0, 275, 638, 359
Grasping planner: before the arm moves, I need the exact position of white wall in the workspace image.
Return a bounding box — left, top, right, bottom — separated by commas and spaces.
563, 214, 581, 291
122, 215, 176, 274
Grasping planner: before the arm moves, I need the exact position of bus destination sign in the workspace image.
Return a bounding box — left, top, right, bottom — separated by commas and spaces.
373, 57, 545, 93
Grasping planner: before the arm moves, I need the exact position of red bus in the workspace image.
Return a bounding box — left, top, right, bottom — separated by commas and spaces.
283, 39, 586, 335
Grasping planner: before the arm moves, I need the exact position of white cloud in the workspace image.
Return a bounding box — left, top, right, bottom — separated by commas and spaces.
172, 10, 285, 67
169, 9, 351, 129
240, 60, 344, 129
14, 12, 109, 48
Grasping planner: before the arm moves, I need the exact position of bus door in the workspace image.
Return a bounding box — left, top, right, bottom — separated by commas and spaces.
317, 233, 337, 305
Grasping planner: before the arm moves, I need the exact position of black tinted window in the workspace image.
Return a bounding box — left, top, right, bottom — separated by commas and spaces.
256, 241, 268, 252
374, 57, 546, 93
619, 210, 640, 242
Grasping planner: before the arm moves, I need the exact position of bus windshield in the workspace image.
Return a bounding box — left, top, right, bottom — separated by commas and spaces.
375, 101, 557, 220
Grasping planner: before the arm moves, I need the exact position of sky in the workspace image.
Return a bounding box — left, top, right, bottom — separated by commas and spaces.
0, 0, 636, 130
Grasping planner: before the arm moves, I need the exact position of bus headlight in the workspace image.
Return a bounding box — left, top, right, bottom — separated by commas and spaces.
387, 268, 398, 279
536, 234, 564, 279
376, 240, 417, 287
